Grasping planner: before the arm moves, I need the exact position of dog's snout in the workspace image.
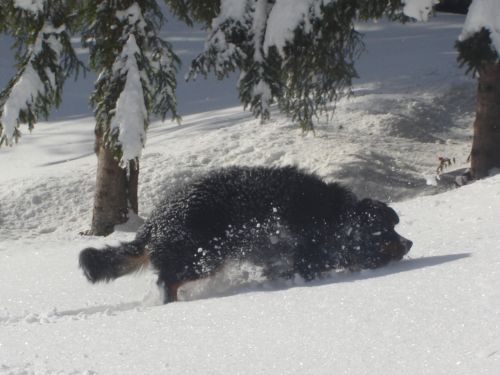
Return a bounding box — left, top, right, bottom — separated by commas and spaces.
381, 234, 413, 259
399, 236, 413, 253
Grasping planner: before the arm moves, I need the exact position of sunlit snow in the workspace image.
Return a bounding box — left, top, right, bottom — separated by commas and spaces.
0, 12, 499, 375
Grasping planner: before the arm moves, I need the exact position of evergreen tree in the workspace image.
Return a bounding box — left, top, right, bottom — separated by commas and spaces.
1, 0, 180, 236
81, 0, 180, 235
165, 0, 219, 26
455, 0, 500, 179
0, 0, 82, 146
187, 0, 410, 131
183, 0, 500, 178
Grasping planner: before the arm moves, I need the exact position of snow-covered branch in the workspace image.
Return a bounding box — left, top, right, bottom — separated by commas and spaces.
14, 0, 45, 13
110, 34, 147, 164
0, 22, 65, 146
88, 1, 179, 164
460, 0, 500, 55
402, 0, 438, 21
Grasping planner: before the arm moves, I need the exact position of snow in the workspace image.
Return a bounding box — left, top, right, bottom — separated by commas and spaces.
115, 2, 147, 31
251, 0, 268, 62
1, 12, 499, 375
263, 0, 316, 56
460, 0, 500, 55
0, 64, 43, 144
251, 79, 272, 108
0, 22, 64, 146
402, 0, 438, 21
14, 0, 44, 13
110, 34, 147, 164
217, 0, 439, 58
219, 0, 248, 21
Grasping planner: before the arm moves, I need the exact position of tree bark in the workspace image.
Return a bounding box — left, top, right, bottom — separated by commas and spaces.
88, 132, 139, 236
470, 62, 500, 179
127, 159, 139, 215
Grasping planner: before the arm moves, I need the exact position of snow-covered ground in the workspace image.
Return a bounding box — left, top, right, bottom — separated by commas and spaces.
1, 13, 499, 375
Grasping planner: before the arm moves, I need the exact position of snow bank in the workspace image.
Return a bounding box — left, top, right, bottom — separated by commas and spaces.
0, 172, 499, 374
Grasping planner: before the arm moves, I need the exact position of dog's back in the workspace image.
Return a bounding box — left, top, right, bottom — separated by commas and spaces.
149, 166, 354, 236
143, 166, 355, 292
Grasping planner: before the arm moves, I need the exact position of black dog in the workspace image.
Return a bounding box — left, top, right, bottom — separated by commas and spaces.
80, 166, 412, 303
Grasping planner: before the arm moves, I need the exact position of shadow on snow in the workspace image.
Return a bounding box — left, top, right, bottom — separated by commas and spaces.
0, 252, 470, 325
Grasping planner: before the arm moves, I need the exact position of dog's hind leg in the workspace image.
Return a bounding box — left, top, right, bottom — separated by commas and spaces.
157, 278, 183, 303
157, 280, 169, 303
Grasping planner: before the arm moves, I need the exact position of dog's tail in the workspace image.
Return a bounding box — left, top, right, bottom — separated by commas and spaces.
79, 238, 150, 283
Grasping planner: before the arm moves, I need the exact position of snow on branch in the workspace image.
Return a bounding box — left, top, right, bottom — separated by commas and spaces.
263, 0, 318, 57
217, 0, 248, 22
402, 0, 438, 21
87, 1, 179, 164
203, 0, 438, 69
459, 0, 500, 55
14, 0, 45, 13
0, 65, 43, 145
0, 22, 64, 146
110, 34, 147, 165
192, 0, 365, 129
116, 2, 147, 31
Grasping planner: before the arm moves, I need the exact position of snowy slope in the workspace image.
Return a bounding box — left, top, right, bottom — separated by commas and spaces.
1, 13, 499, 375
0, 176, 499, 375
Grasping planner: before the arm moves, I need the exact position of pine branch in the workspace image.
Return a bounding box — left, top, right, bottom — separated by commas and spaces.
0, 18, 83, 146
456, 28, 499, 76
83, 1, 180, 163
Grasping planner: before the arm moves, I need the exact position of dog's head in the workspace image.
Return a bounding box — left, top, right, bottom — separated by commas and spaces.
345, 198, 412, 269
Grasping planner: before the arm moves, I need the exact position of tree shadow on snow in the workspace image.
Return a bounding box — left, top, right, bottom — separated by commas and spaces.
335, 151, 432, 202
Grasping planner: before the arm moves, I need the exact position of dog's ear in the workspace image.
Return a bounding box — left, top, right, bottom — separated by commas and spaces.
383, 205, 399, 225
356, 199, 399, 226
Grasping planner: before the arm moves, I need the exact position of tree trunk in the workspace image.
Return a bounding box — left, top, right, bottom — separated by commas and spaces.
127, 159, 140, 215
470, 63, 500, 179
88, 132, 139, 236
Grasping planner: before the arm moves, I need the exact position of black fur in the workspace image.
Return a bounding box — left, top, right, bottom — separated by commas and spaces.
79, 166, 412, 302
79, 240, 147, 283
